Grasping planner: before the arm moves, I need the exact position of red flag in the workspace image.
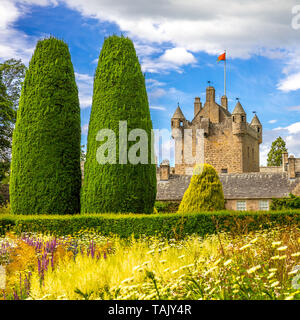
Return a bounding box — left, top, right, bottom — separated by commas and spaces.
217, 52, 226, 62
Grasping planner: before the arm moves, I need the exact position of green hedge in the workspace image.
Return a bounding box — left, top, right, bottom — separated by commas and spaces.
0, 210, 299, 238
271, 194, 300, 210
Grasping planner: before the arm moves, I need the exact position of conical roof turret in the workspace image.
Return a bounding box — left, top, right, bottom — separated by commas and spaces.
250, 114, 262, 126
172, 104, 185, 119
232, 101, 246, 115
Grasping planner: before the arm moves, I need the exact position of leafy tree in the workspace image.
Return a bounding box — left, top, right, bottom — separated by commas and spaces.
10, 38, 81, 215
0, 58, 26, 110
267, 136, 287, 167
81, 35, 156, 214
178, 164, 225, 213
0, 72, 15, 183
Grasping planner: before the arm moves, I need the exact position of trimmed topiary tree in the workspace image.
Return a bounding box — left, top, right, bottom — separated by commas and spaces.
81, 35, 156, 214
178, 164, 225, 213
10, 37, 81, 215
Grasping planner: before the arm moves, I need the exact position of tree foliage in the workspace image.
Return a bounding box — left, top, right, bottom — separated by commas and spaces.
81, 35, 156, 214
0, 72, 15, 183
0, 58, 26, 110
178, 164, 225, 213
267, 136, 287, 167
10, 38, 81, 215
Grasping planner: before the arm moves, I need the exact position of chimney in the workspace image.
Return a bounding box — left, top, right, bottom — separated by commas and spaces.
221, 95, 228, 110
206, 86, 215, 103
282, 152, 288, 172
160, 160, 170, 181
194, 97, 202, 117
288, 155, 296, 179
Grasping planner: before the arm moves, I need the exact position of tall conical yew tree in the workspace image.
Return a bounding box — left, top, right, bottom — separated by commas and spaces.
10, 38, 81, 215
81, 35, 156, 214
178, 164, 225, 213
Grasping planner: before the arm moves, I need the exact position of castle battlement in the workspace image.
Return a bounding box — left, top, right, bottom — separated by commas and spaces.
171, 86, 262, 174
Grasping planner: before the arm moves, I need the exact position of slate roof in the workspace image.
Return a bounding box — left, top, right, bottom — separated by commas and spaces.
156, 172, 300, 201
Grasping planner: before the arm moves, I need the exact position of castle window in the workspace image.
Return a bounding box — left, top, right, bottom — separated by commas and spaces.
171, 121, 174, 127
242, 116, 245, 122
221, 168, 228, 173
252, 148, 254, 160
259, 200, 269, 211
236, 200, 246, 211
232, 116, 235, 122
257, 127, 260, 133
180, 120, 183, 126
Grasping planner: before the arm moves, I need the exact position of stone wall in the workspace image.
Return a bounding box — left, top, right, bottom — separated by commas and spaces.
260, 166, 283, 173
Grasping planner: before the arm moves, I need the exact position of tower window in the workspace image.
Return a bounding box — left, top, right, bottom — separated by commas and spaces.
242, 116, 245, 122
232, 116, 235, 122
257, 127, 260, 133
221, 168, 228, 173
180, 121, 183, 126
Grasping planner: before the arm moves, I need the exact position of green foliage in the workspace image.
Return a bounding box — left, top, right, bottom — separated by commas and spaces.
267, 136, 287, 167
10, 38, 81, 215
155, 201, 179, 213
271, 194, 300, 210
0, 58, 26, 110
0, 72, 15, 182
178, 164, 225, 213
81, 35, 156, 214
0, 210, 299, 238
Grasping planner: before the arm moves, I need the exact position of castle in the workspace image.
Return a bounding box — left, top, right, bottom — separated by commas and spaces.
171, 86, 262, 175
157, 85, 300, 211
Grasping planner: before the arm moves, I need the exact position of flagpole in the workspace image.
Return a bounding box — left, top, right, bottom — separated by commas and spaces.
224, 50, 226, 96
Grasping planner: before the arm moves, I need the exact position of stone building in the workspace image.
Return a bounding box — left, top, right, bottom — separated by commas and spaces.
157, 86, 300, 211
171, 86, 262, 175
157, 152, 300, 211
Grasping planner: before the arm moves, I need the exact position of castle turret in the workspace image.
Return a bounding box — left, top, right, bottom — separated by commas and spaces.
232, 101, 247, 135
171, 104, 185, 129
194, 97, 202, 117
250, 114, 262, 144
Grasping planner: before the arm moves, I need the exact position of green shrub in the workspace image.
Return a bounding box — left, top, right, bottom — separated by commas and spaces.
81, 35, 156, 214
155, 201, 179, 213
0, 210, 299, 238
178, 164, 225, 213
271, 193, 300, 210
10, 38, 81, 215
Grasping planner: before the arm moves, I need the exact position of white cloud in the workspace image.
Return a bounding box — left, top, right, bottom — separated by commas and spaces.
268, 119, 277, 124
277, 72, 300, 92
273, 122, 300, 134
149, 105, 166, 111
160, 47, 196, 65
75, 72, 93, 109
81, 123, 89, 134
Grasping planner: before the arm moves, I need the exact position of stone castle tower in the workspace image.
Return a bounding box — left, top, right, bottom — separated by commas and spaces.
171, 86, 262, 175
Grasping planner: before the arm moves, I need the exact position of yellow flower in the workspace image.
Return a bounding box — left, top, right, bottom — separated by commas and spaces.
277, 246, 288, 251
247, 265, 261, 274
224, 259, 232, 266
291, 252, 300, 257
239, 244, 252, 251
270, 281, 280, 288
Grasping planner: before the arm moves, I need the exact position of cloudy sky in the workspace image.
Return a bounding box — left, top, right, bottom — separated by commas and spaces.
1, 0, 300, 165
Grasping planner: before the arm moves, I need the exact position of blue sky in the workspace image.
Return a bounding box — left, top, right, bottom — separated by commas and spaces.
1, 0, 300, 165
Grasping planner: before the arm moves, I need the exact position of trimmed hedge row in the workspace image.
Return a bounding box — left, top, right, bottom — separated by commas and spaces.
0, 210, 299, 238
